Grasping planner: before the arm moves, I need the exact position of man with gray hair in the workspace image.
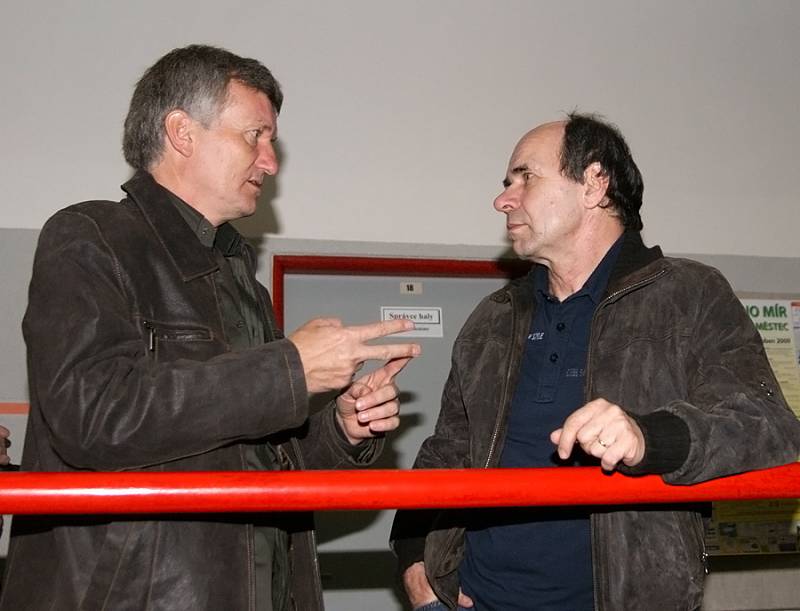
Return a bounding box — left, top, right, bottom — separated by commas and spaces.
1, 44, 419, 611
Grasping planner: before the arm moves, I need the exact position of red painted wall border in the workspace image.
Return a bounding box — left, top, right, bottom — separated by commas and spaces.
0, 402, 29, 415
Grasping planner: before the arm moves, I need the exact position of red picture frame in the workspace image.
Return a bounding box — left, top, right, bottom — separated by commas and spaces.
271, 255, 530, 328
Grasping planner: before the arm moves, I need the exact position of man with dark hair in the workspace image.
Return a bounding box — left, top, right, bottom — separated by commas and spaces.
559, 112, 644, 231
1, 44, 420, 611
391, 114, 800, 610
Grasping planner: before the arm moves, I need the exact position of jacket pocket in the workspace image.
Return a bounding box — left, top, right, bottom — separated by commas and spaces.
139, 318, 215, 362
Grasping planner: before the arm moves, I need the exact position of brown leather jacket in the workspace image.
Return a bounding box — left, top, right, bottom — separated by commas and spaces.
1, 172, 379, 611
391, 232, 800, 610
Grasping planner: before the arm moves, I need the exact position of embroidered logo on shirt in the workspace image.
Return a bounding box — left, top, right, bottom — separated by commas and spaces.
528, 332, 545, 341
565, 368, 586, 378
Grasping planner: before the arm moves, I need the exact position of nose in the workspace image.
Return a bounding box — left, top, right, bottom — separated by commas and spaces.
493, 185, 519, 213
257, 140, 279, 176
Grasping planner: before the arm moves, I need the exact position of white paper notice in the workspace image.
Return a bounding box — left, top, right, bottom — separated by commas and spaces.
380, 306, 443, 338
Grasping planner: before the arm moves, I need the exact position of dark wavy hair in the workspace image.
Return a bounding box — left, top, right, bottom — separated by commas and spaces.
560, 112, 644, 230
123, 44, 283, 171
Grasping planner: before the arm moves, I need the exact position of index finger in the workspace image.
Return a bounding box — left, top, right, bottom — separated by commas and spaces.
350, 319, 415, 341
359, 342, 420, 363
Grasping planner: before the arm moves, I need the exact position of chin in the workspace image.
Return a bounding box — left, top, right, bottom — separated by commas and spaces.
510, 242, 531, 257
236, 202, 258, 220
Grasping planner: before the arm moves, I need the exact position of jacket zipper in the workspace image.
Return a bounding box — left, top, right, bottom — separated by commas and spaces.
586, 267, 668, 611
240, 442, 256, 611
433, 291, 522, 606
287, 437, 325, 610
695, 512, 709, 575
143, 320, 156, 351
240, 250, 322, 611
142, 320, 210, 351
484, 292, 521, 468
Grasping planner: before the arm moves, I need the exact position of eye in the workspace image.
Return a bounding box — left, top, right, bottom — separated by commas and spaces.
246, 129, 263, 146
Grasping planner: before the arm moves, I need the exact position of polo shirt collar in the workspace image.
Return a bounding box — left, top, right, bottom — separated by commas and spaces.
535, 234, 625, 305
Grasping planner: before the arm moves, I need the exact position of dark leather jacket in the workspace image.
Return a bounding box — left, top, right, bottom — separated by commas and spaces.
1, 172, 379, 611
392, 232, 800, 611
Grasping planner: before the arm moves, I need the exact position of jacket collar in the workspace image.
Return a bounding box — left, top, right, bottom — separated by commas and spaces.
121, 171, 220, 282
603, 230, 665, 298
497, 230, 664, 304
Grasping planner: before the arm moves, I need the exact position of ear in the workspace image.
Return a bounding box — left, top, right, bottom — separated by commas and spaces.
163, 110, 196, 158
582, 162, 610, 209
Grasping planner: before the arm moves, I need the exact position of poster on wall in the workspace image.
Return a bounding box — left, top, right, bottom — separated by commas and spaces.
705, 297, 800, 555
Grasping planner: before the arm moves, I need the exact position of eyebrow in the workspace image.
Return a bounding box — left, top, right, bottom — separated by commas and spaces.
253, 121, 278, 141
502, 164, 530, 187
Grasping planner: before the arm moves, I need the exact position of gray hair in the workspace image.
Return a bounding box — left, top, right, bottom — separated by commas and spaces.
122, 44, 283, 171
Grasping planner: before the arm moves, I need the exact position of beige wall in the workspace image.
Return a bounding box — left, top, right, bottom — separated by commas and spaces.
2, 1, 800, 257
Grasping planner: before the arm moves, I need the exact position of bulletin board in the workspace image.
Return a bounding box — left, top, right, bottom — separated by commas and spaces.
704, 295, 800, 556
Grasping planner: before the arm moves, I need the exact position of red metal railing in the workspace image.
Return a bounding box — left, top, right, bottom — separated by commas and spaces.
1, 464, 798, 515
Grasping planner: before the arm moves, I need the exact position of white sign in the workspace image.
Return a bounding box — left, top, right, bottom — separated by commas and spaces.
381, 306, 443, 338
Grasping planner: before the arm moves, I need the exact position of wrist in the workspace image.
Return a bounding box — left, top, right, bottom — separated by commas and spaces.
333, 406, 361, 445
404, 562, 437, 607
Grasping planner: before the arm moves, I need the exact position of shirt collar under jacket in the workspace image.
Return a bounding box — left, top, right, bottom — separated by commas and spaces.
534, 233, 625, 305
165, 191, 243, 256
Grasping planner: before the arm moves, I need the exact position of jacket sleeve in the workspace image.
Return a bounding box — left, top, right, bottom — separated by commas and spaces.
292, 400, 384, 470
23, 210, 310, 470
390, 348, 472, 573
630, 267, 800, 483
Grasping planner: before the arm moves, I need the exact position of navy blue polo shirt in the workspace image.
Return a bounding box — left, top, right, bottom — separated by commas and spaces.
459, 237, 623, 611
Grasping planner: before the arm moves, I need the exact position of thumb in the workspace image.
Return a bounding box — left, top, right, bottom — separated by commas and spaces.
379, 356, 412, 383
346, 382, 372, 401
458, 589, 475, 607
